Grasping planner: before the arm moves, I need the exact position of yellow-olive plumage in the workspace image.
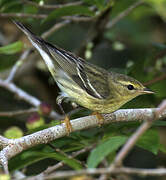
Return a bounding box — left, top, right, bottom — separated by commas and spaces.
14, 21, 153, 114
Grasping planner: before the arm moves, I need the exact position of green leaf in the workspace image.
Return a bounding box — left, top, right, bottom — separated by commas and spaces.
0, 54, 17, 71
0, 0, 9, 10
9, 151, 45, 172
23, 5, 38, 14
136, 129, 159, 155
154, 120, 166, 127
0, 41, 23, 55
93, 0, 111, 10
1, 0, 22, 13
145, 0, 166, 20
43, 152, 83, 170
159, 143, 166, 153
44, 5, 94, 23
9, 150, 82, 171
150, 80, 166, 98
87, 136, 127, 168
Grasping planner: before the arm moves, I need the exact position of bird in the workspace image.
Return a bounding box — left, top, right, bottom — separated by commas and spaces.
13, 20, 154, 134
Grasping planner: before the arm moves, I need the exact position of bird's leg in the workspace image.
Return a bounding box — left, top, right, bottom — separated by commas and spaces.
91, 112, 104, 126
56, 95, 73, 134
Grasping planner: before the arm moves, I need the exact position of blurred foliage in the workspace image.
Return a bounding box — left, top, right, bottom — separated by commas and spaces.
0, 0, 166, 178
43, 5, 95, 23
4, 126, 23, 139
0, 41, 23, 55
0, 174, 10, 180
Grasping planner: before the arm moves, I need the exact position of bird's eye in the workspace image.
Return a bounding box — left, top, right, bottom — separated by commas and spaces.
127, 84, 134, 90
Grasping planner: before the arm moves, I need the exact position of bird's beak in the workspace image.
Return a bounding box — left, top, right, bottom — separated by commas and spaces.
142, 87, 155, 94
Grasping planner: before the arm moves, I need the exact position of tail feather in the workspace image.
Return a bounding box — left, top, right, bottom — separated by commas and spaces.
13, 20, 47, 51
13, 20, 61, 78
13, 20, 36, 38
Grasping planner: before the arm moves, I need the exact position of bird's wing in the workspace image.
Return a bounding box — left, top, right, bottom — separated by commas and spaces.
47, 44, 110, 99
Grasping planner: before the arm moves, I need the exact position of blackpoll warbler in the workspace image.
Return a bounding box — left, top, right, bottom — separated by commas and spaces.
14, 21, 153, 133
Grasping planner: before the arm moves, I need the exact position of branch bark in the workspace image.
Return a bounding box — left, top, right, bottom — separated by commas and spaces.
0, 106, 166, 174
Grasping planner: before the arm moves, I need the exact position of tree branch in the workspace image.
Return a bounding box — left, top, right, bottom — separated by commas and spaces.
5, 49, 32, 83
0, 108, 37, 117
0, 105, 166, 174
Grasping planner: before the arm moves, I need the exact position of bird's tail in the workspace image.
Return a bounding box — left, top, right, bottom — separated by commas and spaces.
13, 20, 36, 38
13, 20, 44, 49
13, 20, 60, 79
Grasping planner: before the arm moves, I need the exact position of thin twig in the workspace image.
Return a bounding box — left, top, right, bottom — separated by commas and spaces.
43, 144, 95, 175
63, 16, 93, 22
71, 144, 95, 157
106, 0, 144, 29
28, 167, 166, 179
48, 145, 86, 168
0, 108, 37, 117
0, 13, 47, 19
42, 20, 71, 39
0, 13, 93, 21
22, 0, 83, 10
143, 74, 166, 86
5, 49, 32, 83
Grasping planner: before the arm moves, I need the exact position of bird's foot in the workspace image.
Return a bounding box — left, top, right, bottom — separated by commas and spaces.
61, 115, 73, 135
92, 112, 104, 127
